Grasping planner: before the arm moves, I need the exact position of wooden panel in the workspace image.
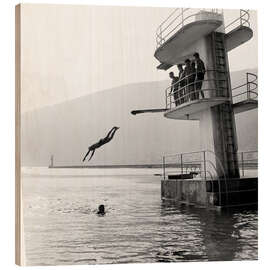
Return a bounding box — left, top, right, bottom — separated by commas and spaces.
15, 4, 23, 266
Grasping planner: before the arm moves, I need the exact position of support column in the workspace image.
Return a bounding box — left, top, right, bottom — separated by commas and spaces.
198, 32, 239, 178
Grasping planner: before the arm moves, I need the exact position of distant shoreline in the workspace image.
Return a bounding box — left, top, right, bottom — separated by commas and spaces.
48, 164, 177, 169
48, 163, 258, 169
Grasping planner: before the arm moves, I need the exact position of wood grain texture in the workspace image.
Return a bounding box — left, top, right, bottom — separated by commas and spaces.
15, 4, 24, 266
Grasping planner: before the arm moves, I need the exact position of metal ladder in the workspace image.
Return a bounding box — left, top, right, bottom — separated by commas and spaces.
212, 32, 228, 97
212, 32, 240, 178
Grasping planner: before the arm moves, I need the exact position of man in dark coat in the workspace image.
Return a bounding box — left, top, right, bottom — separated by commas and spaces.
177, 64, 186, 104
183, 59, 196, 101
193, 52, 206, 99
169, 72, 180, 106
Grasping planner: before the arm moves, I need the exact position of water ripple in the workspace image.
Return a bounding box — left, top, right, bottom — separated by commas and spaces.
22, 172, 258, 265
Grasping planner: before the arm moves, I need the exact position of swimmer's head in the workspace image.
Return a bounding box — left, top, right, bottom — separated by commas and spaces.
97, 204, 105, 215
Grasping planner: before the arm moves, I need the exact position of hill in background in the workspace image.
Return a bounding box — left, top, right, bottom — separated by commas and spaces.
21, 69, 257, 166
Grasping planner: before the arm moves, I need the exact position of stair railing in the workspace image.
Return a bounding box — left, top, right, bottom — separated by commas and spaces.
156, 8, 222, 48
225, 9, 250, 33
232, 72, 258, 104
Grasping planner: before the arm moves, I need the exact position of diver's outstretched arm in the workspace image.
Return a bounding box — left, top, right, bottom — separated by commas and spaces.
104, 127, 117, 140
82, 148, 91, 162
108, 127, 118, 140
88, 149, 96, 161
104, 127, 119, 143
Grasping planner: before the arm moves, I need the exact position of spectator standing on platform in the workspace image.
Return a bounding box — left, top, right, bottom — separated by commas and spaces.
183, 59, 196, 101
193, 52, 206, 99
177, 64, 186, 104
169, 72, 180, 106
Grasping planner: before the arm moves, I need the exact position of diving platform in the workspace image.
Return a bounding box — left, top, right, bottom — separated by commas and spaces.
155, 9, 223, 70
225, 25, 253, 52
233, 99, 258, 114
164, 97, 229, 120
155, 9, 253, 70
164, 97, 257, 120
164, 71, 258, 119
232, 72, 258, 114
164, 98, 258, 120
155, 19, 223, 68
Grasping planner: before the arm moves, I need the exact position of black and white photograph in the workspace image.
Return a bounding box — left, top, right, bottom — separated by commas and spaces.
15, 3, 258, 266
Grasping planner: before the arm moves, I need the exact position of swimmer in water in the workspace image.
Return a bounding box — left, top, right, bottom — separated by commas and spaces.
97, 204, 105, 215
82, 126, 120, 162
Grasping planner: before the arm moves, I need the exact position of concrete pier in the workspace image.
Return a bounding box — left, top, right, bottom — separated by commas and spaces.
161, 177, 258, 208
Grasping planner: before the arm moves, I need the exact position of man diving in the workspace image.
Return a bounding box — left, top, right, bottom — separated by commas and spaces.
82, 126, 120, 162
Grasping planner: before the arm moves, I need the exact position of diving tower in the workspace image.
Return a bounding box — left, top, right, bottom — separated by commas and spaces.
154, 8, 258, 208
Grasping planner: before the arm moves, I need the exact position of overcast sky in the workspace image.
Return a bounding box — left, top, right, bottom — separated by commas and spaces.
20, 4, 257, 112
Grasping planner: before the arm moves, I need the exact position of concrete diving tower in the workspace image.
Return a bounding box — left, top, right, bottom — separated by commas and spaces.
155, 9, 253, 70
154, 9, 258, 207
155, 9, 257, 122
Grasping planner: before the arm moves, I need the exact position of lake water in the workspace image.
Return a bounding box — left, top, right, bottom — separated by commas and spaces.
22, 167, 258, 266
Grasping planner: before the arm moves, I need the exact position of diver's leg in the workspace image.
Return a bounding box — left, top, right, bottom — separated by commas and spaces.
88, 150, 96, 161
82, 148, 91, 162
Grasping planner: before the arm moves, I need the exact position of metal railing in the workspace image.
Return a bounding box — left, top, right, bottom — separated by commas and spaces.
162, 150, 257, 180
162, 150, 227, 179
225, 9, 250, 33
156, 8, 223, 48
238, 150, 258, 177
165, 69, 229, 110
165, 71, 257, 110
162, 149, 258, 204
156, 8, 250, 48
232, 72, 258, 103
162, 150, 226, 205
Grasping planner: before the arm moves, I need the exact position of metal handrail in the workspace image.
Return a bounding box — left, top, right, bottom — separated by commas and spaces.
238, 150, 258, 177
225, 9, 250, 33
162, 150, 222, 179
156, 8, 222, 48
160, 9, 189, 37
162, 150, 224, 204
165, 69, 229, 109
156, 8, 189, 47
156, 9, 250, 48
159, 8, 179, 28
165, 71, 258, 109
162, 150, 257, 179
232, 72, 258, 103
162, 149, 259, 205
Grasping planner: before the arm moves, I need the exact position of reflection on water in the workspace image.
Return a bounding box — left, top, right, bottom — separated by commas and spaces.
22, 169, 257, 265
159, 201, 257, 262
